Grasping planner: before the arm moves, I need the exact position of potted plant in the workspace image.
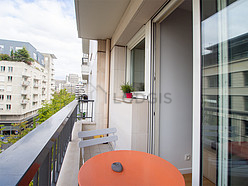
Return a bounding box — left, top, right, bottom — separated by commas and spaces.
120, 82, 134, 98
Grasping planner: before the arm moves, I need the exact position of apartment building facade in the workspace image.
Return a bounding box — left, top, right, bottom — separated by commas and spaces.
75, 0, 248, 185
0, 39, 44, 66
0, 60, 47, 133
0, 40, 56, 134
42, 53, 56, 101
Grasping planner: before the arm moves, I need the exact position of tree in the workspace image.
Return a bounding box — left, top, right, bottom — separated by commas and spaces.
13, 47, 34, 64
7, 122, 33, 144
6, 89, 75, 147
0, 54, 10, 61
34, 89, 75, 125
0, 125, 6, 153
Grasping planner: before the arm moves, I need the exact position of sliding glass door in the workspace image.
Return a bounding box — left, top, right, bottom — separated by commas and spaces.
201, 0, 248, 185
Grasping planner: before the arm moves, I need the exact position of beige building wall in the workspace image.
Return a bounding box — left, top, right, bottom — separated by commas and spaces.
42, 53, 55, 101
0, 60, 49, 123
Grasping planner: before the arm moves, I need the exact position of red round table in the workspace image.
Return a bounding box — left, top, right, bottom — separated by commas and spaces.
78, 150, 185, 185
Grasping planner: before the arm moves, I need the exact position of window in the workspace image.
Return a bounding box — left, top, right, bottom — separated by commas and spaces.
0, 76, 4, 82
8, 76, 13, 82
244, 71, 248, 86
245, 96, 248, 111
201, 0, 248, 185
6, 104, 11, 110
6, 86, 12, 92
7, 95, 11, 100
207, 75, 218, 87
8, 67, 13, 72
0, 104, 3, 110
1, 66, 5, 72
0, 95, 4, 100
0, 45, 4, 51
33, 53, 37, 60
244, 120, 248, 136
130, 39, 145, 91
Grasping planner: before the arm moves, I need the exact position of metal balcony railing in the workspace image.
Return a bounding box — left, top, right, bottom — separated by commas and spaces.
0, 100, 78, 186
22, 81, 30, 86
21, 99, 29, 104
77, 97, 94, 122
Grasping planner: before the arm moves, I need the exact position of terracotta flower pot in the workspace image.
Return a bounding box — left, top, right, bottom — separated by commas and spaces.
126, 93, 132, 98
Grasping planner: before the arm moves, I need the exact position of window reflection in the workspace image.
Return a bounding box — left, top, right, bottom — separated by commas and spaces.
201, 0, 248, 185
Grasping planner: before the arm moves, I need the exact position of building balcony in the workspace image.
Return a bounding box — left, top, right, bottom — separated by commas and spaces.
22, 73, 30, 78
33, 83, 39, 88
22, 81, 30, 86
21, 99, 29, 104
81, 64, 89, 75
21, 90, 28, 95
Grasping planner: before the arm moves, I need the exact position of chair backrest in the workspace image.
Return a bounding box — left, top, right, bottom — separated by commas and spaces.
78, 128, 118, 163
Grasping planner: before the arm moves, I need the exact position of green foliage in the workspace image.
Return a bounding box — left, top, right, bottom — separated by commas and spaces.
34, 89, 75, 125
120, 82, 134, 93
0, 47, 34, 65
0, 125, 6, 152
0, 54, 10, 61
7, 121, 33, 144
13, 47, 34, 64
5, 89, 74, 147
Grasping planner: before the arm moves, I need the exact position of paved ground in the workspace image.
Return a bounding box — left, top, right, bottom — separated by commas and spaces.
84, 143, 113, 162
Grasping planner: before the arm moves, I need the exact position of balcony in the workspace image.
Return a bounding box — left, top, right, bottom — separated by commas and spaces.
22, 81, 30, 86
22, 73, 30, 77
21, 99, 29, 104
0, 100, 78, 185
21, 90, 28, 95
33, 83, 39, 88
81, 63, 89, 75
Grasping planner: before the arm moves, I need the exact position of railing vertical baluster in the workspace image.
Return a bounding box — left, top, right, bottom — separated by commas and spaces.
33, 170, 38, 186
87, 101, 88, 118
91, 101, 94, 122
39, 151, 51, 186
56, 137, 59, 182
52, 141, 56, 186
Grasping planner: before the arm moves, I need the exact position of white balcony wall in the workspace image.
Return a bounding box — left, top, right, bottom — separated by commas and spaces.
109, 45, 148, 152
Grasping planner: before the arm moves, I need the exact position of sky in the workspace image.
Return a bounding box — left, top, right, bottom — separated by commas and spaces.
0, 0, 82, 80
201, 0, 248, 54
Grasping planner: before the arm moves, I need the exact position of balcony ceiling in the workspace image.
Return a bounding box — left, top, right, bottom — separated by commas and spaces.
75, 0, 130, 40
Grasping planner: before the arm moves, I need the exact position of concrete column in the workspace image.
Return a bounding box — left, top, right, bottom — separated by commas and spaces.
95, 40, 107, 129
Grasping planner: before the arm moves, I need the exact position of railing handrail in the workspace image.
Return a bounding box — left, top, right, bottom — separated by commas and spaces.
0, 99, 78, 185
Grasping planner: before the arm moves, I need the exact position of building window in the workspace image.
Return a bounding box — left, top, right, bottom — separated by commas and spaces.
244, 96, 248, 111
15, 47, 22, 51
245, 120, 248, 136
0, 95, 4, 100
8, 67, 13, 72
33, 53, 37, 60
0, 45, 4, 51
1, 66, 5, 72
8, 76, 13, 82
6, 104, 11, 110
208, 75, 218, 88
0, 104, 3, 110
244, 71, 248, 86
7, 95, 11, 100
